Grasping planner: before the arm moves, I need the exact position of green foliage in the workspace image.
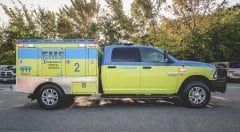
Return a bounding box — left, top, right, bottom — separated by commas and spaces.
60, 0, 100, 38
0, 0, 239, 64
34, 8, 57, 39
105, 0, 134, 41
56, 11, 75, 39
159, 2, 240, 62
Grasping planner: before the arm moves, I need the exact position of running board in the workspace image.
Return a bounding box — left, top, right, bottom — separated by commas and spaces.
100, 95, 179, 99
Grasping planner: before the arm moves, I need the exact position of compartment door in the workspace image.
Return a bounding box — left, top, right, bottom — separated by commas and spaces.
72, 82, 97, 94
87, 48, 98, 76
41, 48, 64, 77
65, 48, 86, 76
17, 48, 39, 76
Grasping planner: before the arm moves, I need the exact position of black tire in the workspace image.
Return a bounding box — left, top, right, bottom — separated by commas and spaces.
37, 84, 64, 110
180, 81, 211, 108
227, 77, 232, 83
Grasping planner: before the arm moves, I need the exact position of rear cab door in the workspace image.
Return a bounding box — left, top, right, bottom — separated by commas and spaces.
102, 47, 142, 94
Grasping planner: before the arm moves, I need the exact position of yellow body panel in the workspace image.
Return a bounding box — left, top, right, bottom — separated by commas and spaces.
65, 59, 86, 76
72, 82, 97, 94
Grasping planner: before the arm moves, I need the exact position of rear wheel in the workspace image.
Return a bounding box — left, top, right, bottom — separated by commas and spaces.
37, 84, 64, 110
181, 81, 211, 108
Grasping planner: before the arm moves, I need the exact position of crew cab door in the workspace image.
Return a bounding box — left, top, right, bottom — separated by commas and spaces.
139, 47, 179, 94
104, 47, 142, 94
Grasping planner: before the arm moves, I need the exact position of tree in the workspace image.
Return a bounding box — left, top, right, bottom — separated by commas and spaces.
0, 0, 240, 64
159, 0, 231, 61
60, 0, 100, 38
105, 0, 134, 41
34, 8, 57, 39
204, 4, 240, 61
56, 11, 75, 39
0, 0, 39, 64
131, 0, 164, 44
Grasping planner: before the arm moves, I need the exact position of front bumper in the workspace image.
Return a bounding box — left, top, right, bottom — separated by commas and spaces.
211, 79, 227, 93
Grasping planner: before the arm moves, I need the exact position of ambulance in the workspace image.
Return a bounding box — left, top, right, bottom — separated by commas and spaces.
16, 39, 226, 109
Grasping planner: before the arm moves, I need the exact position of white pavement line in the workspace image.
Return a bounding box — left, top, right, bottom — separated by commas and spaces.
212, 96, 228, 101
0, 85, 12, 91
0, 88, 12, 91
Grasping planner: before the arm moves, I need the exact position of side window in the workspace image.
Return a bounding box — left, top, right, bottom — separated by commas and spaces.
140, 48, 164, 63
111, 48, 141, 62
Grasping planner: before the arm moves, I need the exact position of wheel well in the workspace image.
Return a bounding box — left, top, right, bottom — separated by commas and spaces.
178, 75, 211, 94
31, 82, 65, 100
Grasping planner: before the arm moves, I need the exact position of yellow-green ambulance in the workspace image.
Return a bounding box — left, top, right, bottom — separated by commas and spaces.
16, 39, 226, 109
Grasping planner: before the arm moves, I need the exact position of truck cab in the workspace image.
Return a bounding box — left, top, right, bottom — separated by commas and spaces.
101, 45, 179, 94
16, 40, 226, 109
101, 45, 226, 94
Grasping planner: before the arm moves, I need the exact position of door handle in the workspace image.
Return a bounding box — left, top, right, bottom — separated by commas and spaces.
66, 60, 70, 64
143, 66, 151, 69
107, 66, 116, 69
42, 60, 46, 64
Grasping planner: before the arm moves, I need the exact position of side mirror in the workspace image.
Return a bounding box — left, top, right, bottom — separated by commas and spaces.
164, 50, 169, 63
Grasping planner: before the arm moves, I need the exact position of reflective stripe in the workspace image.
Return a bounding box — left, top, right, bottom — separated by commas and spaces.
65, 48, 86, 59
88, 48, 98, 59
18, 48, 98, 59
18, 48, 40, 59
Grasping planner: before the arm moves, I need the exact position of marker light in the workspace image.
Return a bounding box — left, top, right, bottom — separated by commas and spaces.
28, 44, 34, 47
17, 44, 24, 47
78, 44, 85, 47
179, 67, 187, 72
88, 44, 96, 48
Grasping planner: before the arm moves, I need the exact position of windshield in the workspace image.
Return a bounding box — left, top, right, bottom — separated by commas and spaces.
229, 62, 240, 68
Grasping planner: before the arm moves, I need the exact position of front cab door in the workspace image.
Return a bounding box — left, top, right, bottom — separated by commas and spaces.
139, 47, 179, 94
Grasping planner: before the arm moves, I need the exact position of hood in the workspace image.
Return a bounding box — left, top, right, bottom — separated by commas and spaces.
179, 60, 215, 68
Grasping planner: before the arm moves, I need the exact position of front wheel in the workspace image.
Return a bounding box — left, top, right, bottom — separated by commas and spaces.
37, 84, 64, 110
181, 81, 211, 108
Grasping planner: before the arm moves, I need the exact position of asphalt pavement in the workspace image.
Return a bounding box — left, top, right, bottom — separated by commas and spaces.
0, 83, 240, 132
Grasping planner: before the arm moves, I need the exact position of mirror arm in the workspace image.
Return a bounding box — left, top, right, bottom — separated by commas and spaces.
164, 50, 169, 63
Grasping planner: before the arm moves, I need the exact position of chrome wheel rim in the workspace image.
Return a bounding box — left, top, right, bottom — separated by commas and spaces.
189, 86, 206, 105
41, 88, 58, 106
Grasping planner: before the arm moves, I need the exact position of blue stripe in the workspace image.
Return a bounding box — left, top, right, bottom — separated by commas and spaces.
18, 48, 40, 59
18, 48, 98, 59
65, 48, 86, 59
88, 48, 98, 59
17, 39, 96, 44
102, 62, 178, 66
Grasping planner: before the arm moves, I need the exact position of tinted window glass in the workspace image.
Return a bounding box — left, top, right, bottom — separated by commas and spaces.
229, 62, 240, 68
140, 48, 164, 63
111, 48, 141, 62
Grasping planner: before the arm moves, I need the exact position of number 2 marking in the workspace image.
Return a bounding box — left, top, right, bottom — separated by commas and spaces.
74, 63, 80, 72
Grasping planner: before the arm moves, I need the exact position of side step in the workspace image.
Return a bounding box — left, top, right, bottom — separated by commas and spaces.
100, 95, 179, 100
